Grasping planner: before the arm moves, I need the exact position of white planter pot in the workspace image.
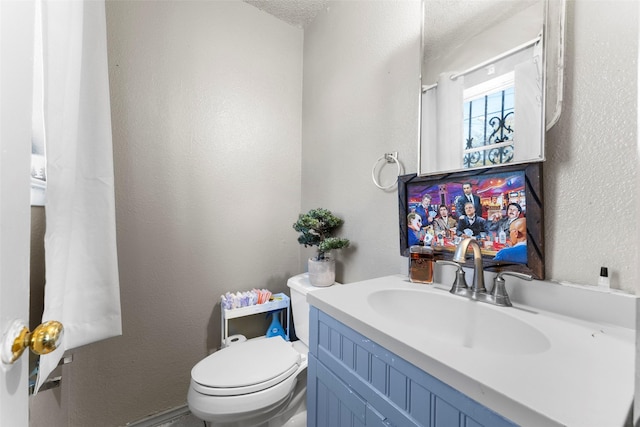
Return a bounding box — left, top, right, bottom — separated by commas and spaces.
308, 257, 335, 287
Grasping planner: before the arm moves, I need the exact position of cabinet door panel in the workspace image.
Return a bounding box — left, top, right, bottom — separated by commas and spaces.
309, 354, 366, 427
434, 396, 462, 426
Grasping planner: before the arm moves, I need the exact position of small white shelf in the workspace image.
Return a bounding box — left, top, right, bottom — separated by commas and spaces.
220, 293, 290, 348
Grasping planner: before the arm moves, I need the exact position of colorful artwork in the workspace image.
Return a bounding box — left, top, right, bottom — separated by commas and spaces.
398, 163, 544, 279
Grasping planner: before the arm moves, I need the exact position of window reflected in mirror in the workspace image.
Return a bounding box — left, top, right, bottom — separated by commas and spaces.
463, 72, 515, 169
420, 37, 542, 175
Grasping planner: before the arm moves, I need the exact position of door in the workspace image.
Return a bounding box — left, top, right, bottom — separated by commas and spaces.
0, 0, 36, 425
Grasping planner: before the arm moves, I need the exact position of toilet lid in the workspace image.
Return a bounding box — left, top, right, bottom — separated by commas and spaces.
192, 337, 301, 391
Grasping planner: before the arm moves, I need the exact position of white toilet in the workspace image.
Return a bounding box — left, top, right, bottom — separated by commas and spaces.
188, 273, 325, 427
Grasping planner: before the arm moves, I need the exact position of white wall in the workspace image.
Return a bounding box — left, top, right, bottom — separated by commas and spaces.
302, 0, 422, 282
302, 0, 638, 292
30, 1, 303, 425
544, 0, 638, 291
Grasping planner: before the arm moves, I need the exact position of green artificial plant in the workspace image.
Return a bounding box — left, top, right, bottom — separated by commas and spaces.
293, 208, 350, 261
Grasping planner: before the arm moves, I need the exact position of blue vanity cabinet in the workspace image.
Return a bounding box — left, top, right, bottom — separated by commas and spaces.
307, 307, 518, 427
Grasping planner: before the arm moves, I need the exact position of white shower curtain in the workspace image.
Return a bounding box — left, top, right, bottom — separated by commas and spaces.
35, 0, 122, 392
420, 73, 464, 174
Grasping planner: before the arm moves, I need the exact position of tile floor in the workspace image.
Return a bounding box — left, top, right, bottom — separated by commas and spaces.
157, 412, 205, 427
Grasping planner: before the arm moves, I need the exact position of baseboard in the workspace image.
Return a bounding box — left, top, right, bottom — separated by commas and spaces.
124, 404, 191, 427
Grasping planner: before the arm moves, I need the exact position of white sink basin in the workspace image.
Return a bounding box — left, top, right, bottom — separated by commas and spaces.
367, 288, 551, 355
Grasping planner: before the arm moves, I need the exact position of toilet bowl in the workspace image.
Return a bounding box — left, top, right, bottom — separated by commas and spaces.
188, 274, 327, 427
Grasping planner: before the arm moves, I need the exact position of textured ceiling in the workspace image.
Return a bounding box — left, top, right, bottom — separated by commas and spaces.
241, 1, 540, 59
423, 0, 539, 56
243, 0, 329, 28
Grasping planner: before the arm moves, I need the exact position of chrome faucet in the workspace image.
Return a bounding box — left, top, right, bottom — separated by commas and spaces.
448, 238, 533, 307
452, 238, 487, 300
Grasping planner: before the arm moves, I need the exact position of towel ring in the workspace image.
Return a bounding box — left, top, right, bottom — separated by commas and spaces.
371, 152, 400, 190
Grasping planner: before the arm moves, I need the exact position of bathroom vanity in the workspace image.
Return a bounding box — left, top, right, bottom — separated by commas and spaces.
307, 307, 517, 426
307, 275, 634, 426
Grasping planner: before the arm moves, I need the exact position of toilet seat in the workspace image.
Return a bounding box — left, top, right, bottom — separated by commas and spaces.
191, 337, 302, 397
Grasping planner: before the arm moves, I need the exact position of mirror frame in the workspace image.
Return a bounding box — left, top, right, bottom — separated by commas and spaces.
398, 162, 544, 279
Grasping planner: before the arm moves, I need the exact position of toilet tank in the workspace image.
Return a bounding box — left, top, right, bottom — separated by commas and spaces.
287, 273, 337, 346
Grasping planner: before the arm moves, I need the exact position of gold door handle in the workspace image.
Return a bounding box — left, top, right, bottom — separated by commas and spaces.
1, 320, 64, 365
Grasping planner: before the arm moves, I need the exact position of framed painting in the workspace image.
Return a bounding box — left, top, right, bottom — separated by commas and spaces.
398, 162, 544, 279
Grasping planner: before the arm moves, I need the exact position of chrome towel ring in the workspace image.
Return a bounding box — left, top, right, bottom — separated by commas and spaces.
371, 152, 401, 190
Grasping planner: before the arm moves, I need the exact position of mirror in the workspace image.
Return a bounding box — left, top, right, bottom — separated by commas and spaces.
419, 0, 565, 176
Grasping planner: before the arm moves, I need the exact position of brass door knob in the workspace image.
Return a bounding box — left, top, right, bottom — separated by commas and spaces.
1, 320, 64, 365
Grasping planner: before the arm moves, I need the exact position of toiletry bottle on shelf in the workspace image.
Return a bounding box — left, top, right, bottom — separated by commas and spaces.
598, 267, 610, 289
266, 310, 287, 339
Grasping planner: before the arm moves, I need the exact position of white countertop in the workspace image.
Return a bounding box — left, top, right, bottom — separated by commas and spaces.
307, 275, 635, 427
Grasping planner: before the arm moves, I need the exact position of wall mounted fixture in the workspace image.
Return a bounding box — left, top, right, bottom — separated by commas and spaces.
371, 152, 401, 190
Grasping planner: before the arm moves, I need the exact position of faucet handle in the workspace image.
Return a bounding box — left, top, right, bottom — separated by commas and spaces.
497, 271, 533, 282
436, 260, 468, 295
490, 272, 533, 307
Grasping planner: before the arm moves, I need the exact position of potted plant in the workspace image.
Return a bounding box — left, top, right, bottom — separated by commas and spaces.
293, 208, 350, 287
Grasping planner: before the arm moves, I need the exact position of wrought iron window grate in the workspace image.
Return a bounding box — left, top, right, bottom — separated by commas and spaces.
463, 86, 515, 169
